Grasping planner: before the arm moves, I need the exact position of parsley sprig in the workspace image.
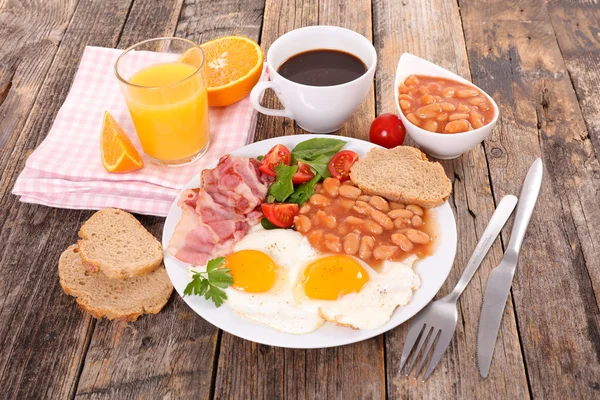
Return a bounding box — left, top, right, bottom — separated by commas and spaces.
183, 257, 233, 307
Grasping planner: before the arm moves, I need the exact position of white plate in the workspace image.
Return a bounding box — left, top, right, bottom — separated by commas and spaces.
162, 134, 457, 348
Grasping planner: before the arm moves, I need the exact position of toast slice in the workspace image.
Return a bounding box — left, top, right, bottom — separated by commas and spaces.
59, 245, 173, 321
78, 208, 163, 279
349, 146, 452, 208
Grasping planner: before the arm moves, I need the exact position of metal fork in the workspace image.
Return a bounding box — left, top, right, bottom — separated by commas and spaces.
398, 195, 518, 381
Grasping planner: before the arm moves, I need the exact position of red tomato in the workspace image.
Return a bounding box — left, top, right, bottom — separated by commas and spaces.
369, 113, 406, 148
259, 144, 291, 176
328, 150, 359, 182
261, 203, 299, 228
292, 162, 315, 184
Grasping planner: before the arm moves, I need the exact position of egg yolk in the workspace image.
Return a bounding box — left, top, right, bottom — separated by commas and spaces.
302, 256, 369, 300
225, 250, 278, 293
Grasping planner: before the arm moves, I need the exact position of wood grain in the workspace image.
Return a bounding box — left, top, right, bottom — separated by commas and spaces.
214, 1, 385, 399
253, 0, 375, 141
459, 0, 600, 397
372, 0, 530, 397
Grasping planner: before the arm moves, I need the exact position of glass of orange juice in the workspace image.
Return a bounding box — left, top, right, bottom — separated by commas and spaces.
115, 37, 210, 166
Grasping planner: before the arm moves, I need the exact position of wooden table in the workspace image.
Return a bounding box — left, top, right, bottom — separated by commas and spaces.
1, 0, 599, 398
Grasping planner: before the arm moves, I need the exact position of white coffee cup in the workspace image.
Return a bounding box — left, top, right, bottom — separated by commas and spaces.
250, 26, 377, 133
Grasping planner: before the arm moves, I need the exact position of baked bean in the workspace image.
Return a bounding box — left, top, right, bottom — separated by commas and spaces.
477, 102, 490, 111
440, 102, 456, 112
398, 93, 411, 100
336, 223, 350, 236
345, 216, 364, 225
457, 104, 470, 113
449, 113, 470, 121
324, 234, 342, 252
389, 202, 405, 210
405, 75, 420, 86
388, 209, 414, 219
323, 177, 341, 197
406, 204, 424, 216
311, 213, 320, 227
407, 86, 417, 95
338, 184, 362, 199
456, 88, 479, 98
400, 99, 411, 110
418, 86, 429, 95
358, 195, 372, 202
364, 220, 383, 235
406, 113, 421, 127
469, 109, 484, 129
391, 233, 414, 252
444, 119, 472, 133
340, 198, 355, 210
436, 112, 448, 122
428, 82, 442, 93
353, 201, 373, 215
314, 183, 323, 194
405, 229, 430, 244
294, 215, 311, 233
434, 95, 443, 102
308, 229, 324, 243
416, 103, 442, 119
420, 94, 435, 105
299, 203, 311, 214
394, 218, 411, 229
343, 232, 361, 255
399, 83, 409, 94
318, 211, 337, 229
373, 245, 399, 260
310, 194, 331, 207
422, 119, 439, 132
369, 195, 390, 212
359, 236, 375, 260
441, 87, 456, 97
411, 215, 423, 228
371, 209, 394, 230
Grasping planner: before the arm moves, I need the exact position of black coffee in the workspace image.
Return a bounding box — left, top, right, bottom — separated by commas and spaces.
277, 49, 367, 86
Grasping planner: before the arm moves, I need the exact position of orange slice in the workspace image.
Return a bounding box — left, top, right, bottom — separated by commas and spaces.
100, 111, 143, 173
179, 36, 264, 107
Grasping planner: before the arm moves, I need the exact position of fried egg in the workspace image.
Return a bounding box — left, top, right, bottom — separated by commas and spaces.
214, 227, 325, 334
294, 255, 421, 330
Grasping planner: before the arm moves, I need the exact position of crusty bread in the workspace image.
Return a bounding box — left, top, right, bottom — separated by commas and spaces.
59, 245, 173, 321
350, 146, 452, 208
78, 208, 163, 280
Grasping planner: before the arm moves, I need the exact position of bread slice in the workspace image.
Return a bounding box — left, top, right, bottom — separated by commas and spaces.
59, 245, 173, 321
78, 208, 163, 280
350, 146, 452, 208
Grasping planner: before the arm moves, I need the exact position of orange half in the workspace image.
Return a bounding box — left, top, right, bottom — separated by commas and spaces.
100, 111, 143, 173
179, 36, 264, 107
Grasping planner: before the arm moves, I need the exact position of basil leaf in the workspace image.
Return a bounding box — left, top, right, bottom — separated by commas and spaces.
297, 154, 331, 178
261, 217, 279, 230
268, 164, 298, 202
291, 138, 346, 163
288, 175, 321, 205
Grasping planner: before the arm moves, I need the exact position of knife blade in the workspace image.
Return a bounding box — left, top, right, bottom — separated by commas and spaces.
477, 158, 543, 378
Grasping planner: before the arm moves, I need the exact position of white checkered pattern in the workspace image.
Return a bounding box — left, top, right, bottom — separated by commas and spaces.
13, 46, 264, 216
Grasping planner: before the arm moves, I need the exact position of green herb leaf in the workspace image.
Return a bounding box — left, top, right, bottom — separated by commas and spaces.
256, 155, 264, 161
288, 175, 321, 204
290, 138, 346, 163
183, 257, 232, 308
296, 154, 332, 178
268, 163, 298, 202
261, 217, 279, 230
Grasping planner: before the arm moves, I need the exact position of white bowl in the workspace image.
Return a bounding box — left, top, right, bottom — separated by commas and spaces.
394, 53, 499, 159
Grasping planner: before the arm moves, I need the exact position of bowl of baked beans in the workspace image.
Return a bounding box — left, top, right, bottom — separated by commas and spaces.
394, 53, 499, 159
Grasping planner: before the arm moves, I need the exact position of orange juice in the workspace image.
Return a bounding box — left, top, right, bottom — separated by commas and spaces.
124, 62, 209, 162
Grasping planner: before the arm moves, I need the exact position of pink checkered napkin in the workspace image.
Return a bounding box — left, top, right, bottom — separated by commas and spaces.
13, 46, 264, 216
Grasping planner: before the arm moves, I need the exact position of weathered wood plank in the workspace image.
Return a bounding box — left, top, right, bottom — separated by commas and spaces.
0, 1, 138, 396
372, 0, 530, 397
545, 0, 600, 304
215, 1, 385, 399
253, 0, 375, 141
459, 0, 600, 397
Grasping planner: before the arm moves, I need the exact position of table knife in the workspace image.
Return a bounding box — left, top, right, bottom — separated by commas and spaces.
477, 158, 543, 378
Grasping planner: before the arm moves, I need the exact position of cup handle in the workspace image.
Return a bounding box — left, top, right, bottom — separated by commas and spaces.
250, 81, 294, 119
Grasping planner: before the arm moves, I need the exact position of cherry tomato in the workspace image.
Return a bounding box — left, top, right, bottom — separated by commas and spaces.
259, 144, 291, 176
369, 113, 406, 148
328, 150, 359, 182
261, 203, 299, 228
292, 162, 315, 184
